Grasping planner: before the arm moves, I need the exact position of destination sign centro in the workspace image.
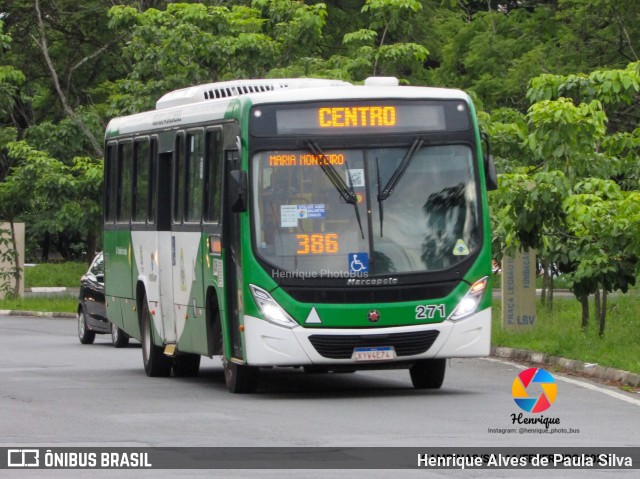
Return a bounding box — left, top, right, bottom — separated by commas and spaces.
256, 101, 455, 136
318, 106, 396, 128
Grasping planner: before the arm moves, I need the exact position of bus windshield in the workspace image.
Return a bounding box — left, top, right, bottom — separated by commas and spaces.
252, 144, 480, 278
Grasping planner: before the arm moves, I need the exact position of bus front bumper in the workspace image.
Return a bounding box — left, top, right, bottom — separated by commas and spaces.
243, 308, 491, 367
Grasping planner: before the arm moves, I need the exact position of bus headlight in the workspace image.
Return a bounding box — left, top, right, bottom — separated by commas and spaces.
448, 276, 489, 321
249, 284, 298, 329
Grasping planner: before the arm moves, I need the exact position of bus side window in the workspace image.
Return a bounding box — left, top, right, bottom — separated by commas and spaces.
133, 138, 150, 223
204, 129, 223, 223
104, 143, 117, 223
186, 130, 205, 223
117, 142, 133, 223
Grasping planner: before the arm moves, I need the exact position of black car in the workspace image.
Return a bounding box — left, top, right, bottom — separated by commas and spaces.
77, 252, 129, 347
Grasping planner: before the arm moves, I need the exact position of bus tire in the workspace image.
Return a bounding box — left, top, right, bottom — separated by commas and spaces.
111, 322, 129, 348
211, 309, 223, 356
223, 359, 258, 394
173, 354, 201, 377
141, 295, 171, 377
409, 358, 446, 389
78, 308, 95, 345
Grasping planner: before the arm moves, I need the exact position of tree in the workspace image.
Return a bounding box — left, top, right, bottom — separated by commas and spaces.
347, 0, 428, 78
0, 0, 638, 266
431, 1, 640, 111
488, 61, 640, 333
0, 20, 27, 295
105, 2, 290, 114
1, 0, 124, 138
563, 179, 638, 335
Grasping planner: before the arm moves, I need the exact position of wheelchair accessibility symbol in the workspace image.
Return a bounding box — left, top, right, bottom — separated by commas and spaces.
348, 253, 369, 274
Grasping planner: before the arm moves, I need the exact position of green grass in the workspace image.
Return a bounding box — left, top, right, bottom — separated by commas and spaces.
492, 291, 640, 375
24, 262, 87, 288
490, 272, 572, 290
0, 295, 77, 313
0, 262, 83, 313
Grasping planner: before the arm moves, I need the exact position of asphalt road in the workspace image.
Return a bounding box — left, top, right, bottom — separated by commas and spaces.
1, 316, 638, 479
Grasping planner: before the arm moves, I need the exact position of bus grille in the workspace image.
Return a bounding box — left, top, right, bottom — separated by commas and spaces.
308, 330, 440, 359
282, 281, 457, 303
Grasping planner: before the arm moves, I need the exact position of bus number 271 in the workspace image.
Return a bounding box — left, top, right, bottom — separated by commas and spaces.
415, 304, 446, 320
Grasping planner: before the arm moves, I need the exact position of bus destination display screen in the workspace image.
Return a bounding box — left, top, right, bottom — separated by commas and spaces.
250, 100, 470, 136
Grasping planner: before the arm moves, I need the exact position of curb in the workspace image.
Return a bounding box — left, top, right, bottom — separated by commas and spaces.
491, 346, 640, 389
24, 287, 79, 297
0, 309, 76, 319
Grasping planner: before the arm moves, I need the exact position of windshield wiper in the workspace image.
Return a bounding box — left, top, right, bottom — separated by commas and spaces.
377, 138, 424, 237
375, 158, 383, 237
305, 141, 364, 239
379, 138, 424, 201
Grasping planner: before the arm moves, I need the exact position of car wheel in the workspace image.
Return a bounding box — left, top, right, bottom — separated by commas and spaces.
173, 353, 201, 377
141, 295, 171, 377
111, 322, 129, 348
409, 358, 446, 389
78, 308, 95, 345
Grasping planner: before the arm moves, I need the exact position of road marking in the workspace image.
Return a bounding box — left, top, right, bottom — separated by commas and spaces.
483, 357, 640, 407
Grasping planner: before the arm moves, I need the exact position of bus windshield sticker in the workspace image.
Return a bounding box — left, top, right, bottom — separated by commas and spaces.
281, 204, 327, 228
453, 239, 470, 256
346, 169, 365, 188
280, 205, 299, 227
297, 204, 326, 219
348, 252, 369, 274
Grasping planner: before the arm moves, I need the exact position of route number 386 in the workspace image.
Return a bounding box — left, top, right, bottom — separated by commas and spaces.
296, 233, 339, 255
415, 304, 446, 319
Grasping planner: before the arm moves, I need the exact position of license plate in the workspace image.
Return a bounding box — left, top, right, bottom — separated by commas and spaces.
351, 346, 397, 361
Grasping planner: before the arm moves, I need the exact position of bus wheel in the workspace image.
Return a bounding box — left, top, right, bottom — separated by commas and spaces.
111, 322, 129, 348
409, 359, 446, 389
223, 359, 258, 394
173, 354, 201, 377
141, 296, 171, 377
78, 308, 95, 345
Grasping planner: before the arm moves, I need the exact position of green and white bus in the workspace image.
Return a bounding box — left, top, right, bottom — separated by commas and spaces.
103, 77, 497, 393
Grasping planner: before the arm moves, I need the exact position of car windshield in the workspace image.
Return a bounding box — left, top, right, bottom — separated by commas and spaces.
90, 253, 104, 276
252, 144, 480, 277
